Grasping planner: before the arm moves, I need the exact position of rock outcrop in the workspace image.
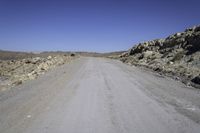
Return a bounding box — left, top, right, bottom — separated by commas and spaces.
120, 25, 200, 88
0, 55, 75, 91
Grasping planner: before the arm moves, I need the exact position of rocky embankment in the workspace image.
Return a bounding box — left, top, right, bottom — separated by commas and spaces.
119, 25, 200, 88
0, 55, 75, 91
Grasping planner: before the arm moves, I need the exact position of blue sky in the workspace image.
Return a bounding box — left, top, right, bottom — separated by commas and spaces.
0, 0, 200, 52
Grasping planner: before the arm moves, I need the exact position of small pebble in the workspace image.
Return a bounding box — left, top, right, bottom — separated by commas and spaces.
27, 115, 31, 118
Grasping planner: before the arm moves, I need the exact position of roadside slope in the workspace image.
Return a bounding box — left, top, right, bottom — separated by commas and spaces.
119, 25, 200, 88
0, 55, 75, 91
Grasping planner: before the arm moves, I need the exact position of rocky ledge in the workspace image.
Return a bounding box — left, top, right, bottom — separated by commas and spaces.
119, 25, 200, 88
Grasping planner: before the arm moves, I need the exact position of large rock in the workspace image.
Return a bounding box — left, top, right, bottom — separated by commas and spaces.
191, 75, 200, 85
143, 51, 153, 58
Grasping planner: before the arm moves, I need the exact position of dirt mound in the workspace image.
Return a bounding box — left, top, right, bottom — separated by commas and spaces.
0, 55, 75, 91
119, 25, 200, 88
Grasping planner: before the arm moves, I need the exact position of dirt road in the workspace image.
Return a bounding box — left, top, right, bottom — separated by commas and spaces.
1, 57, 200, 133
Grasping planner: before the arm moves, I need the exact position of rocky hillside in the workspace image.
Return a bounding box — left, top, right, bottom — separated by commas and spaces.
119, 25, 200, 88
0, 55, 75, 91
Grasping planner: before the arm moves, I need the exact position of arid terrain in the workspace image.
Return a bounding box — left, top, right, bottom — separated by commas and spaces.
0, 25, 200, 133
119, 25, 200, 88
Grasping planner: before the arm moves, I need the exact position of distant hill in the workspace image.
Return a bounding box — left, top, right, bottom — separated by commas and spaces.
0, 50, 35, 60
0, 49, 125, 60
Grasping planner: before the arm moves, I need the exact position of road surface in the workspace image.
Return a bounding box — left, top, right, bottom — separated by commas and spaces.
1, 57, 200, 133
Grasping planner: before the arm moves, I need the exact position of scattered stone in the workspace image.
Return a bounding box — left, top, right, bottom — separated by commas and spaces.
47, 56, 52, 60
13, 80, 22, 85
25, 60, 32, 64
70, 53, 76, 57
27, 115, 32, 118
31, 57, 41, 64
153, 67, 162, 72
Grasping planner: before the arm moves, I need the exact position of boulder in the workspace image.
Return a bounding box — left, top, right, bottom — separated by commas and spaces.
194, 25, 200, 32
70, 53, 76, 57
143, 51, 153, 58
47, 56, 52, 60
31, 57, 42, 64
191, 75, 200, 85
13, 80, 22, 85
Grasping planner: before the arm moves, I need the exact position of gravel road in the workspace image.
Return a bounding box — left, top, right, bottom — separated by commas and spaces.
1, 57, 200, 133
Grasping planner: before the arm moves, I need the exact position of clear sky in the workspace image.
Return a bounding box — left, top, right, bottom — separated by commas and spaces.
0, 0, 200, 52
